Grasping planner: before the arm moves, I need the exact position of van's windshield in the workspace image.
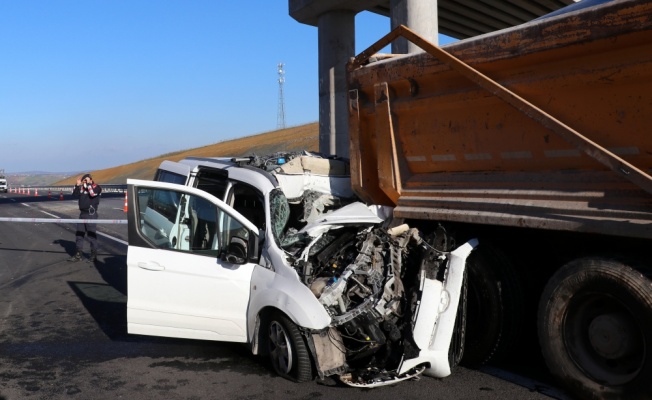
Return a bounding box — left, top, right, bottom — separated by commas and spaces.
269, 189, 290, 247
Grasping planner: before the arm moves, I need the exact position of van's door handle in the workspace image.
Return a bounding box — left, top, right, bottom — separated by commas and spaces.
137, 261, 165, 271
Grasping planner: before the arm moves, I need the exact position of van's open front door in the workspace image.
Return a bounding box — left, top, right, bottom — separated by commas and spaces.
125, 179, 259, 343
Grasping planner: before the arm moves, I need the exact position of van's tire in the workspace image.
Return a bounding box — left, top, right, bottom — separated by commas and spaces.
538, 258, 652, 400
267, 312, 313, 382
449, 268, 468, 369
461, 244, 524, 367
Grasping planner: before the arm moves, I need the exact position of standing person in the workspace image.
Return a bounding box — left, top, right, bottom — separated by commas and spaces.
68, 173, 102, 262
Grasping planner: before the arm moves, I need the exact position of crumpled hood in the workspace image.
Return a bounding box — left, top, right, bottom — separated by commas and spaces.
299, 202, 385, 236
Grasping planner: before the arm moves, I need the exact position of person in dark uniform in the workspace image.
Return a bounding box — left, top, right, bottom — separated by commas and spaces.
68, 173, 102, 262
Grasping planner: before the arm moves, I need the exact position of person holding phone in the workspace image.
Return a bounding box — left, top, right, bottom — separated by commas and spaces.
68, 173, 102, 262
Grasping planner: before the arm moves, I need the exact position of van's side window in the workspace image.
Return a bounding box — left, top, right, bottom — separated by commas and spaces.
137, 187, 220, 256
195, 169, 229, 200
230, 183, 265, 230
154, 169, 187, 185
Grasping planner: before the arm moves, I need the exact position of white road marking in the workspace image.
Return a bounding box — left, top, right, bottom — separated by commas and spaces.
97, 231, 128, 246
40, 210, 60, 219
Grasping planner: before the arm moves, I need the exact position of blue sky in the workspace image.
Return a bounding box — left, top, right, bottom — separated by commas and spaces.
1, 1, 455, 173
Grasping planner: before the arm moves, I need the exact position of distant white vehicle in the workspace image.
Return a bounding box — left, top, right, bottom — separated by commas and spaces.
125, 152, 476, 387
0, 178, 7, 193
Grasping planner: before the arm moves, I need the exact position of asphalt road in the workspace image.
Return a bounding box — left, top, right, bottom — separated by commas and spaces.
0, 191, 573, 400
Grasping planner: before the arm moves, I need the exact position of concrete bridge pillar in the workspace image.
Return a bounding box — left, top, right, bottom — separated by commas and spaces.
390, 0, 439, 53
317, 10, 355, 158
294, 0, 438, 159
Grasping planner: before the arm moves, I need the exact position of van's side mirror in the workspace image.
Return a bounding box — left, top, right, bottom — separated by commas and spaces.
224, 236, 248, 264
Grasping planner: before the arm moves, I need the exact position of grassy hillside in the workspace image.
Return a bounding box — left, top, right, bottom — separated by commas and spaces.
55, 123, 319, 185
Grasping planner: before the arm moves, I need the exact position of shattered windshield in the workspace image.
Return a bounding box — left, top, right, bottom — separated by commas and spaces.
269, 188, 290, 247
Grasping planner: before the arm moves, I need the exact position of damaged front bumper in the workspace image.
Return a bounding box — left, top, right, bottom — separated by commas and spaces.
399, 238, 477, 379
303, 233, 478, 388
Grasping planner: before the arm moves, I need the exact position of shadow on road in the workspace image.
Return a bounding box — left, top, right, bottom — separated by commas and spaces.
0, 239, 80, 258
95, 255, 128, 295
67, 254, 129, 339
68, 280, 127, 339
55, 237, 124, 259
53, 238, 77, 257
65, 254, 274, 378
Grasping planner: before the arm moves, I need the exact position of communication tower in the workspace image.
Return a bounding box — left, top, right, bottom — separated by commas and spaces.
277, 63, 286, 130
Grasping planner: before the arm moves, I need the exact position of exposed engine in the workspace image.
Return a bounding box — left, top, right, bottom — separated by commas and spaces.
286, 221, 452, 385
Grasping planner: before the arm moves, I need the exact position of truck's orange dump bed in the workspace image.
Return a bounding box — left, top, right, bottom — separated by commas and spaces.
347, 0, 652, 239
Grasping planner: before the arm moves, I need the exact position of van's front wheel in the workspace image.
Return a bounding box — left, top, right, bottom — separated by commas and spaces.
267, 312, 313, 382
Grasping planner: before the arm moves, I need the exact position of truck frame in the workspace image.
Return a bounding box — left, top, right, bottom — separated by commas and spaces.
346, 0, 652, 398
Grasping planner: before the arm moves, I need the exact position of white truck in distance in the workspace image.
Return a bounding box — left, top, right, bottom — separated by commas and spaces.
125, 152, 476, 386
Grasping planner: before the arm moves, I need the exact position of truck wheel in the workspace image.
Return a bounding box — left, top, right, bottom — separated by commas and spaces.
267, 312, 313, 382
538, 258, 652, 399
462, 244, 523, 367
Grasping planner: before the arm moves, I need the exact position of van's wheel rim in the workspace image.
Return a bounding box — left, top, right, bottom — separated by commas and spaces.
564, 292, 645, 385
269, 320, 293, 374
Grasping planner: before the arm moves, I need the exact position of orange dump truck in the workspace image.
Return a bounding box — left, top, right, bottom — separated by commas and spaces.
347, 0, 652, 398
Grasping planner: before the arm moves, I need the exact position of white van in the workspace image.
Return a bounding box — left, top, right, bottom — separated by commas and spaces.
125, 152, 477, 387
0, 178, 7, 193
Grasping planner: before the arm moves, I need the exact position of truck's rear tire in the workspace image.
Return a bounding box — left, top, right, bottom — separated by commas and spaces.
538, 257, 652, 399
461, 244, 523, 367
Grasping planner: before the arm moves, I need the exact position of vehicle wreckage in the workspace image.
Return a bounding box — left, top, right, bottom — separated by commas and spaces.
126, 152, 476, 387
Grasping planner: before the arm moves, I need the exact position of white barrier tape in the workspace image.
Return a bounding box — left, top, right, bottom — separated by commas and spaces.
0, 218, 127, 224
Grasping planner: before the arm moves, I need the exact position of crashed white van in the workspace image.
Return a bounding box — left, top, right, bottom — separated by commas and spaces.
126, 152, 476, 387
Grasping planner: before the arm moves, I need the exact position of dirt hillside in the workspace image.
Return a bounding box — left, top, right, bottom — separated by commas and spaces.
55, 123, 319, 185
